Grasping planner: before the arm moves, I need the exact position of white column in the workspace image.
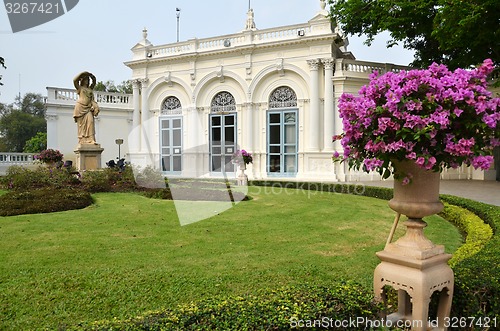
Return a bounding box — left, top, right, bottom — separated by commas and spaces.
45, 114, 58, 149
333, 58, 346, 180
307, 59, 320, 151
322, 58, 335, 152
245, 102, 253, 151
140, 78, 149, 153
333, 58, 345, 148
129, 79, 141, 152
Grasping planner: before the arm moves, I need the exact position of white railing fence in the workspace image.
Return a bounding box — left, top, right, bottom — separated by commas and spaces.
0, 153, 37, 175
45, 87, 133, 109
0, 152, 36, 164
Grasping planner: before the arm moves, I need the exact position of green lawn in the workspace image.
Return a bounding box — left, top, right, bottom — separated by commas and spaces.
0, 187, 462, 330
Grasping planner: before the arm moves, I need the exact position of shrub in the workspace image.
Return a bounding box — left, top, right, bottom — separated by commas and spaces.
105, 166, 138, 191
1, 165, 140, 194
333, 59, 500, 180
80, 170, 112, 193
439, 203, 493, 267
1, 166, 81, 191
78, 167, 139, 193
70, 282, 384, 331
133, 165, 166, 189
0, 188, 93, 216
440, 195, 500, 324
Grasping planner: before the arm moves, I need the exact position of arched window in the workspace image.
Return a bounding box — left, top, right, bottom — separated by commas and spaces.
211, 91, 236, 113
269, 86, 297, 109
161, 96, 182, 115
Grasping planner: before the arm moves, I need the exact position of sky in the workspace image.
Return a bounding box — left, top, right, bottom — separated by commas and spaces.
0, 0, 415, 105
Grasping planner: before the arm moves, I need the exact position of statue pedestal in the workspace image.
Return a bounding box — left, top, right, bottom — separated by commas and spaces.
237, 164, 248, 186
74, 144, 104, 171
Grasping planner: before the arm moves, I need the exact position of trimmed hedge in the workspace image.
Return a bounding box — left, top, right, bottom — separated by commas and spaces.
71, 282, 385, 331
439, 195, 500, 324
439, 203, 493, 267
0, 165, 81, 190
0, 188, 93, 216
0, 165, 142, 194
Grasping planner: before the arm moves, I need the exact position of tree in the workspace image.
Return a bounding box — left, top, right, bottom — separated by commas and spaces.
117, 80, 133, 94
23, 132, 47, 153
94, 80, 117, 92
0, 92, 47, 152
94, 80, 132, 94
0, 110, 46, 152
15, 92, 46, 117
329, 0, 500, 69
0, 102, 13, 117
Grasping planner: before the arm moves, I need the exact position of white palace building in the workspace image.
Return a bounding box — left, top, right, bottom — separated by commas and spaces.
44, 0, 496, 182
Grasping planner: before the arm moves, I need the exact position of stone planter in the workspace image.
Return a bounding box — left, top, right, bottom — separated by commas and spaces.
388, 160, 443, 219
44, 161, 56, 168
386, 160, 445, 259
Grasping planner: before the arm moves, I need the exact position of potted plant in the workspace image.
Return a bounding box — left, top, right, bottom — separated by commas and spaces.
333, 59, 499, 218
232, 149, 253, 169
35, 149, 64, 167
232, 149, 253, 186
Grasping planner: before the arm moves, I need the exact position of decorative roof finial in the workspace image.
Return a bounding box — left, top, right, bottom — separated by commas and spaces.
245, 8, 256, 30
320, 0, 326, 11
139, 27, 152, 47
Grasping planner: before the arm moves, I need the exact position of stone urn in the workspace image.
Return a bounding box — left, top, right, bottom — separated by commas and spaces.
386, 160, 444, 259
389, 160, 443, 218
44, 161, 57, 168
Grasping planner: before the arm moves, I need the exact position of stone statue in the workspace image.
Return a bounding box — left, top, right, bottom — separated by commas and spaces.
73, 71, 100, 144
245, 8, 256, 30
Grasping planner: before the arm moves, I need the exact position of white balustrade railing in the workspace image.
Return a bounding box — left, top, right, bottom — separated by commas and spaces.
46, 87, 133, 109
53, 88, 78, 101
94, 91, 131, 105
334, 59, 411, 78
0, 153, 36, 165
255, 27, 311, 42
151, 41, 192, 57
146, 22, 316, 60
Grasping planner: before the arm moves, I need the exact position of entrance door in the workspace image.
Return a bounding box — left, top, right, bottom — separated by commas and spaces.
267, 110, 298, 175
160, 117, 182, 173
210, 113, 237, 173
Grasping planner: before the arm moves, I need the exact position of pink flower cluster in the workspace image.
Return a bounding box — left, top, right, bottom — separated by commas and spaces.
232, 149, 253, 165
35, 149, 63, 164
334, 59, 499, 178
